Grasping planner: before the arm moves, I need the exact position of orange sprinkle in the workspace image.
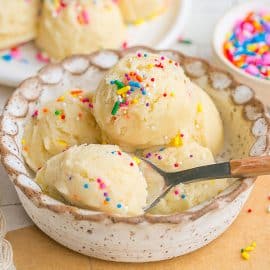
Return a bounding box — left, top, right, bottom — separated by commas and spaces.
136, 75, 143, 82
42, 108, 49, 113
78, 112, 83, 118
23, 146, 28, 152
70, 90, 83, 95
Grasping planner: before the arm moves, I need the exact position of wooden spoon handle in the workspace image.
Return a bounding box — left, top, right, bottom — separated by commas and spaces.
230, 155, 270, 177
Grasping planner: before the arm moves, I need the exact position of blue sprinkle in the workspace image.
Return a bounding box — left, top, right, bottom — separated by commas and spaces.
141, 89, 147, 95
83, 183, 89, 189
110, 80, 115, 84
116, 203, 122, 208
129, 81, 141, 88
105, 197, 110, 202
1, 54, 12, 61
144, 53, 148, 57
181, 194, 186, 199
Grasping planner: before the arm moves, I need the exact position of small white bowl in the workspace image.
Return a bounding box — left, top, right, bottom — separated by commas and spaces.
213, 0, 270, 105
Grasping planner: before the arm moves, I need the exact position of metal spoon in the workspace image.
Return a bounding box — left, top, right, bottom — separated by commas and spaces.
142, 155, 270, 211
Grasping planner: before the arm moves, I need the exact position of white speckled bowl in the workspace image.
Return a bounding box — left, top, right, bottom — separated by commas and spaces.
1, 47, 269, 262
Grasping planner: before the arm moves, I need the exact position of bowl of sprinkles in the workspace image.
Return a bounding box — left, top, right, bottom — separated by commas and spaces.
213, 1, 270, 103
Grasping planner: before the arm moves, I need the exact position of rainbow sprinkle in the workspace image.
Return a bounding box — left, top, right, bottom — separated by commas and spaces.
223, 11, 270, 80
108, 53, 181, 116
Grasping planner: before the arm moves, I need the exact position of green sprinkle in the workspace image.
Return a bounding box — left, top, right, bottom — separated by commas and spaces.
114, 80, 125, 89
178, 38, 192, 45
54, 110, 61, 116
111, 101, 120, 115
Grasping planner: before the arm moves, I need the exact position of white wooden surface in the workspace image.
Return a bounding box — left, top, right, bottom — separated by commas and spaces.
0, 0, 247, 232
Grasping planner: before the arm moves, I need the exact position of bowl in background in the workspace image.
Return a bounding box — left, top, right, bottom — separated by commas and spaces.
213, 0, 270, 105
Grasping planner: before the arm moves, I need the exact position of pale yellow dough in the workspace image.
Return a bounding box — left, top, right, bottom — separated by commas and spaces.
0, 0, 40, 49
119, 0, 168, 23
36, 0, 125, 60
94, 52, 198, 151
94, 52, 224, 153
192, 82, 224, 155
23, 92, 101, 172
36, 144, 148, 216
142, 143, 230, 214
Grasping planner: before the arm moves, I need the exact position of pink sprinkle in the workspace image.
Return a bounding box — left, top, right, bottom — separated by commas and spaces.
97, 178, 101, 183
174, 190, 179, 195
137, 53, 142, 57
32, 110, 38, 117
245, 64, 259, 76
100, 183, 106, 189
82, 98, 90, 103
10, 47, 21, 59
263, 52, 270, 65
122, 41, 128, 49
82, 10, 89, 24
36, 52, 50, 63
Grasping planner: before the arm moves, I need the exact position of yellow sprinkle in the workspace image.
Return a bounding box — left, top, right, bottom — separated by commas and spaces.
251, 241, 257, 248
21, 139, 26, 145
247, 44, 257, 52
258, 45, 268, 54
241, 251, 250, 260
57, 96, 65, 102
170, 134, 183, 147
244, 246, 255, 252
117, 86, 131, 95
131, 99, 138, 104
133, 18, 145, 25
147, 64, 154, 69
132, 156, 141, 165
197, 103, 203, 113
170, 92, 175, 97
210, 180, 216, 185
58, 140, 68, 147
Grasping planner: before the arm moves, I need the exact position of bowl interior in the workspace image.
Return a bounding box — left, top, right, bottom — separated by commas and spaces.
1, 47, 269, 223
213, 0, 270, 86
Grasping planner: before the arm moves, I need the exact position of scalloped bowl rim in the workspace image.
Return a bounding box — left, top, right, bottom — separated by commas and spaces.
0, 47, 269, 225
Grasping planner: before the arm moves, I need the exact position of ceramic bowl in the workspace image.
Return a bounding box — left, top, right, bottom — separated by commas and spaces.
212, 0, 270, 104
1, 47, 270, 262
